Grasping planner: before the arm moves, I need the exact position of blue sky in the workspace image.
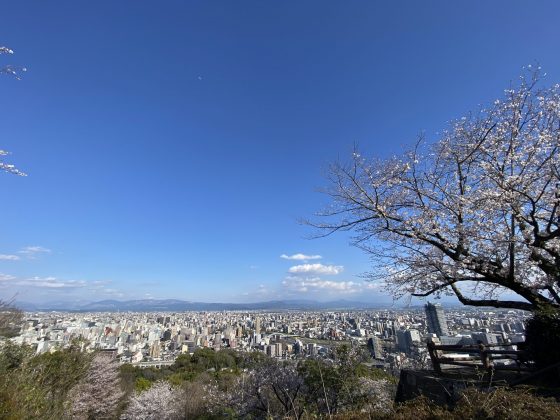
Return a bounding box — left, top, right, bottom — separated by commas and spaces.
1, 1, 560, 304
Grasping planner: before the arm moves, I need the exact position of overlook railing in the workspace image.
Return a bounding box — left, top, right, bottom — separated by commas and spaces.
427, 341, 530, 375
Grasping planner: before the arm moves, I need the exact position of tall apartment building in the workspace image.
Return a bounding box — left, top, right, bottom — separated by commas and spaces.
425, 302, 449, 337
255, 317, 261, 335
367, 336, 384, 360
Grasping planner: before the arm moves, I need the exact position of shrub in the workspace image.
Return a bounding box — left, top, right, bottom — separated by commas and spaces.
0, 345, 91, 418
388, 387, 560, 420
525, 306, 560, 370
454, 387, 560, 420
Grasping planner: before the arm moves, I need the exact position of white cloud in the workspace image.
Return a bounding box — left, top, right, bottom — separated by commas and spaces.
238, 283, 275, 300
19, 246, 51, 259
280, 253, 322, 261
91, 280, 111, 287
288, 263, 343, 275
20, 246, 51, 254
0, 272, 126, 301
0, 273, 86, 289
89, 280, 112, 292
0, 254, 20, 261
19, 276, 86, 288
0, 273, 16, 282
88, 280, 125, 297
102, 288, 124, 297
0, 246, 51, 261
256, 284, 269, 295
282, 276, 361, 294
282, 275, 382, 295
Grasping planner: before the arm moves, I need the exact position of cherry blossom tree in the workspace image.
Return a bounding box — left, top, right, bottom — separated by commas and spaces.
1, 45, 26, 80
232, 359, 306, 418
122, 381, 182, 420
0, 150, 26, 176
1, 46, 26, 176
66, 352, 125, 419
312, 68, 560, 311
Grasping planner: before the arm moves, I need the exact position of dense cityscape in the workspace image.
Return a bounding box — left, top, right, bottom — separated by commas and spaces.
12, 304, 529, 372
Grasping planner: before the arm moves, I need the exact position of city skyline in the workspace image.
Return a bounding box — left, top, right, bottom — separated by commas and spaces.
2, 1, 560, 304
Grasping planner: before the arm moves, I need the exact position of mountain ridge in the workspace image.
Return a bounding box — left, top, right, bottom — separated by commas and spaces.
17, 298, 394, 312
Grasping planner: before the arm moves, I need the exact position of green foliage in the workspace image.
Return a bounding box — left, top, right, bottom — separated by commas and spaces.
525, 306, 560, 371
120, 363, 171, 395
27, 346, 92, 393
237, 349, 267, 368
0, 344, 399, 418
135, 377, 152, 392
120, 345, 396, 418
0, 344, 91, 419
119, 347, 245, 395
356, 364, 397, 383
2, 342, 558, 419
119, 362, 138, 394
0, 341, 33, 372
298, 344, 395, 415
173, 352, 191, 369
189, 347, 239, 372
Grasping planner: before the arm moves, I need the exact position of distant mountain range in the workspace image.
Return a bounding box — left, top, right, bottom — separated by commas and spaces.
17, 298, 394, 312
